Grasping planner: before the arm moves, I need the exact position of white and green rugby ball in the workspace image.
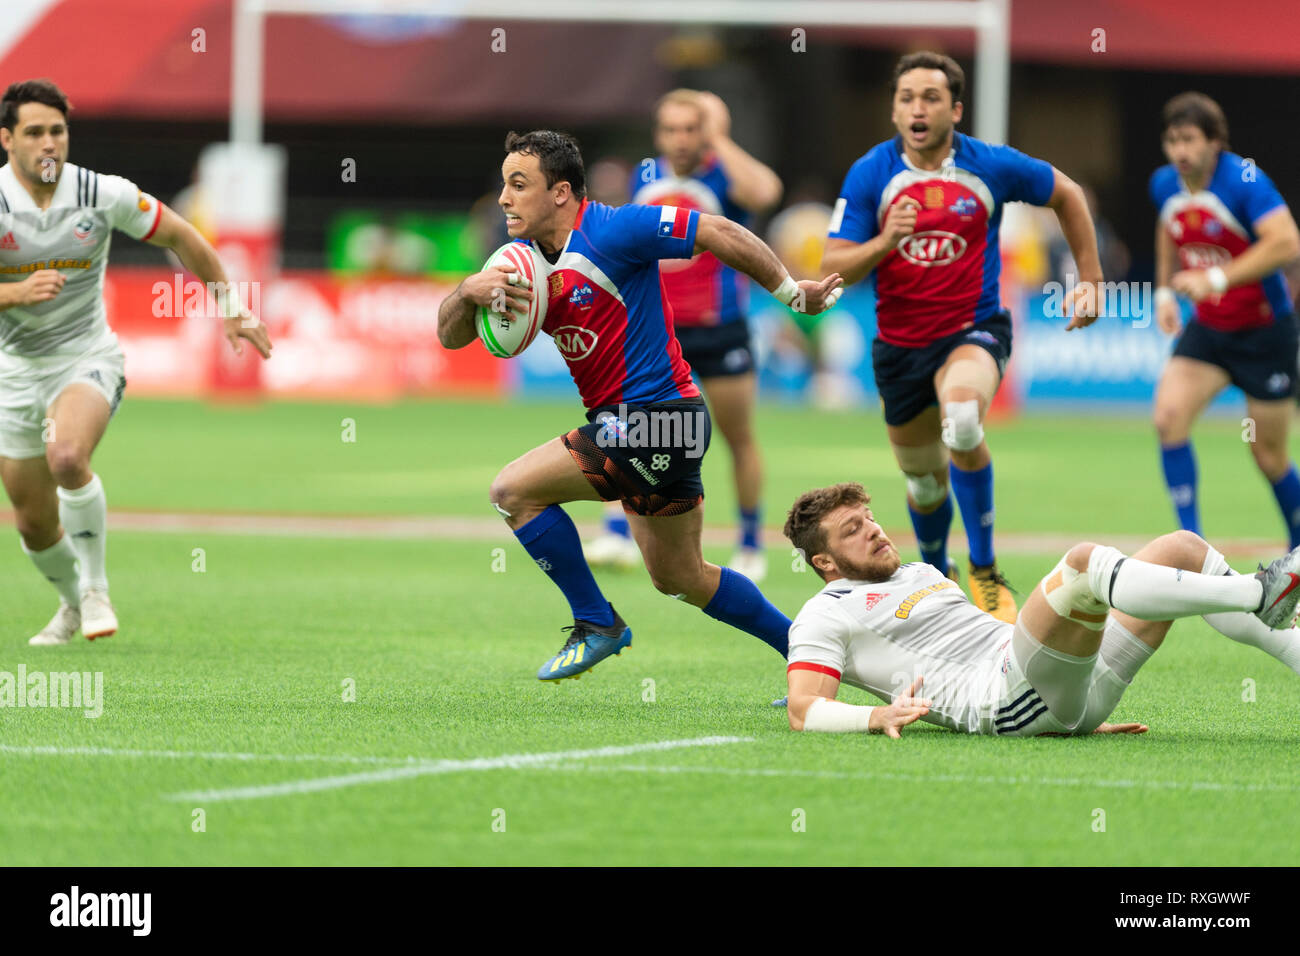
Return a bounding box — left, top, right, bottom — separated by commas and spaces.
475, 241, 548, 357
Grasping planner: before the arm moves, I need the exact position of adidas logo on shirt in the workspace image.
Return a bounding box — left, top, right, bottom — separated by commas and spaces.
0, 231, 18, 250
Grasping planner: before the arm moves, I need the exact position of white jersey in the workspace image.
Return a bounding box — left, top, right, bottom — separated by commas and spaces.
788, 562, 1015, 734
0, 162, 161, 360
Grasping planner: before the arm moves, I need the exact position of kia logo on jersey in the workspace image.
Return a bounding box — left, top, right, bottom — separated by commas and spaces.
896, 230, 967, 267
1179, 242, 1231, 269
552, 325, 598, 361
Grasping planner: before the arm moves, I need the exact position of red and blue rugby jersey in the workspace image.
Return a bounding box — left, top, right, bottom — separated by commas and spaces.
828, 133, 1056, 348
532, 199, 702, 411
629, 155, 749, 327
1150, 152, 1293, 331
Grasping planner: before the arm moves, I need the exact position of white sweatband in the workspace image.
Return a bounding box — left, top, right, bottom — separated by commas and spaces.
216, 284, 244, 320
803, 697, 874, 733
772, 275, 799, 306
1206, 266, 1228, 294
1154, 286, 1175, 308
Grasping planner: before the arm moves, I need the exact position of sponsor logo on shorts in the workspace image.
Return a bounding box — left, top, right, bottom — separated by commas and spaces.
896, 230, 967, 267
552, 326, 598, 361
626, 456, 660, 486
722, 347, 748, 371
1267, 372, 1291, 394
965, 330, 997, 346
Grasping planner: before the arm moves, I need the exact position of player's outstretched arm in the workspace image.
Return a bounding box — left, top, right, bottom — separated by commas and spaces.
1154, 223, 1181, 334
437, 264, 533, 350
1172, 206, 1300, 302
146, 205, 272, 359
694, 214, 843, 315
1044, 169, 1104, 330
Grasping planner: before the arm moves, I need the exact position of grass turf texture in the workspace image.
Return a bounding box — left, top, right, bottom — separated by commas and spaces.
0, 397, 1297, 865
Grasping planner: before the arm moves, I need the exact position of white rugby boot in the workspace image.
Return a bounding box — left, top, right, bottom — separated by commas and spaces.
28, 602, 82, 646
1255, 546, 1300, 629
583, 531, 641, 570
80, 588, 118, 640
727, 547, 768, 583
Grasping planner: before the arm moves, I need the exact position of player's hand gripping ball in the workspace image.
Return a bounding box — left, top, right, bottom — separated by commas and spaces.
475, 241, 549, 357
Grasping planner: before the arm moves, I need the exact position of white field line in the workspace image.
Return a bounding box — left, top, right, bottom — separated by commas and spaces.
0, 744, 419, 765
539, 762, 1300, 795
162, 735, 753, 803
0, 509, 1283, 557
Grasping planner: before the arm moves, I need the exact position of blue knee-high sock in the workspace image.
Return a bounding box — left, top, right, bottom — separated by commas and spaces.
603, 508, 630, 538
1270, 464, 1300, 549
950, 462, 995, 567
1160, 442, 1200, 535
739, 507, 760, 550
514, 506, 614, 626
908, 495, 953, 573
702, 566, 789, 657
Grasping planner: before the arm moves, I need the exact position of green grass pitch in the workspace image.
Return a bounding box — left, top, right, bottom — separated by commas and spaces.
0, 396, 1296, 865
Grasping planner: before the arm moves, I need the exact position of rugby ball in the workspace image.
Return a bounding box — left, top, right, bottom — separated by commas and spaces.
475, 241, 548, 357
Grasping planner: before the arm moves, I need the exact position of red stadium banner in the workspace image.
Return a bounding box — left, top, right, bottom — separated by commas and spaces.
103, 267, 507, 400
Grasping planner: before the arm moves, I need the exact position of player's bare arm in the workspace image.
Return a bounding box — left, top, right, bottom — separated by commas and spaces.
819, 198, 920, 287
1154, 222, 1181, 333
146, 204, 273, 359
1172, 206, 1300, 302
788, 670, 932, 738
695, 92, 783, 214
694, 213, 843, 314
436, 263, 533, 350
1044, 168, 1104, 330
0, 268, 66, 309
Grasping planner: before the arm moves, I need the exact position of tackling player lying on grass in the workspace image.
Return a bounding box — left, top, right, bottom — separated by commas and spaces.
781, 482, 1300, 737
437, 130, 841, 682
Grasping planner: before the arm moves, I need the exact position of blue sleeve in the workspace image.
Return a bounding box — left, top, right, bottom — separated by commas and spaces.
1148, 169, 1164, 208
828, 160, 878, 243
1238, 164, 1288, 228
991, 143, 1056, 206
603, 202, 699, 264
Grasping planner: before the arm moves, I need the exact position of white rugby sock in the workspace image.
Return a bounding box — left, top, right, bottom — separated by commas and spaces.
1086, 545, 1263, 619
57, 473, 108, 592
22, 533, 81, 606
1200, 547, 1300, 674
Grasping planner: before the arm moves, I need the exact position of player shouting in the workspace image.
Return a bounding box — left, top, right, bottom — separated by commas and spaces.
1150, 93, 1300, 547
437, 130, 840, 681
781, 482, 1300, 737
820, 52, 1104, 623
586, 90, 782, 581
0, 80, 272, 645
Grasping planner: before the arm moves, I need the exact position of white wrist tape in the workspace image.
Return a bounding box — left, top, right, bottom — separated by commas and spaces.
772, 275, 799, 306
1206, 266, 1228, 294
803, 697, 874, 733
216, 283, 245, 319
1154, 286, 1175, 308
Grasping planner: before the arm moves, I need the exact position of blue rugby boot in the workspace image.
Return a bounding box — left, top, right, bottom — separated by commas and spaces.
537, 607, 632, 681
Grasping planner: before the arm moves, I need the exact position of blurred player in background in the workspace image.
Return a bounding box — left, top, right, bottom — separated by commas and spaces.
0, 80, 272, 646
821, 51, 1103, 623
1150, 93, 1300, 547
780, 482, 1300, 738
585, 90, 782, 581
437, 131, 840, 682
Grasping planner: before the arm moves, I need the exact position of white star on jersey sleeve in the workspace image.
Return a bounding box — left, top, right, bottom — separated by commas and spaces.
97, 174, 162, 241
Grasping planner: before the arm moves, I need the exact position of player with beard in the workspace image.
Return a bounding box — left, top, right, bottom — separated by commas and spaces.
1150, 93, 1300, 548
780, 482, 1300, 737
821, 51, 1105, 623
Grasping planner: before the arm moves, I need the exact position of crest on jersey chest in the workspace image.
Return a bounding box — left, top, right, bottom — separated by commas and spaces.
549, 272, 564, 300
72, 215, 96, 246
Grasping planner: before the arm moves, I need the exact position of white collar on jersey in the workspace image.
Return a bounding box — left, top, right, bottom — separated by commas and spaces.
901, 146, 958, 181
0, 161, 81, 212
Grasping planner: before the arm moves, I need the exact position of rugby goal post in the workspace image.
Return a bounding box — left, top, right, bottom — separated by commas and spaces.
230, 0, 1011, 146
